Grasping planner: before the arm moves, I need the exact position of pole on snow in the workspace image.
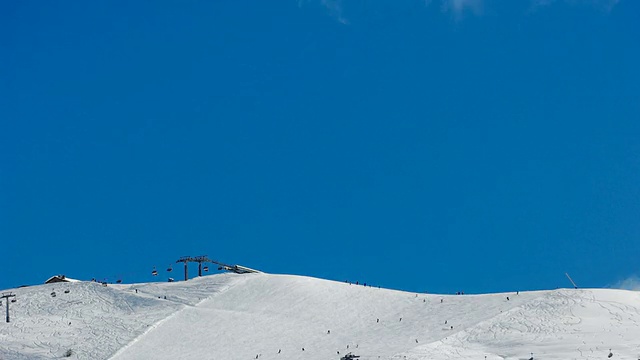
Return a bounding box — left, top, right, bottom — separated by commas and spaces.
565, 273, 578, 289
193, 256, 211, 277
176, 256, 192, 281
176, 255, 212, 281
1, 293, 16, 323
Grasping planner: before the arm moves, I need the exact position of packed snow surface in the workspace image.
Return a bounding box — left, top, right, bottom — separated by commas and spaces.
1, 273, 639, 359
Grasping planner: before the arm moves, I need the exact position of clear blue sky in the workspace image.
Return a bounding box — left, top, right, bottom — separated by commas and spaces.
1, 0, 639, 293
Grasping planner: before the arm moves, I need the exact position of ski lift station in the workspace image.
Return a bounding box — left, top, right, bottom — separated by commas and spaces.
44, 275, 81, 285
151, 256, 261, 281
41, 257, 260, 286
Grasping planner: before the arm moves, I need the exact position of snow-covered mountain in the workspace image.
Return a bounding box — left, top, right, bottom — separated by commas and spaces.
1, 273, 639, 359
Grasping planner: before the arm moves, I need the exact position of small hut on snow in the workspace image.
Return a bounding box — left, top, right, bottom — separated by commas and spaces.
44, 275, 80, 284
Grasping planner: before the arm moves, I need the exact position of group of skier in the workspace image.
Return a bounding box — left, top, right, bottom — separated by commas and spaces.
250, 289, 525, 359
345, 280, 380, 288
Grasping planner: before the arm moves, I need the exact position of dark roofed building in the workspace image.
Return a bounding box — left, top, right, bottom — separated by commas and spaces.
44, 275, 80, 284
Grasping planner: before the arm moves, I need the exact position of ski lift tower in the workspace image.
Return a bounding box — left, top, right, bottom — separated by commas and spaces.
176, 256, 195, 281
1, 293, 16, 323
193, 255, 212, 277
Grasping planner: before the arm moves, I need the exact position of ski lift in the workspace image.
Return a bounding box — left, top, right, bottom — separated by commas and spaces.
167, 264, 173, 272
168, 278, 174, 282
203, 265, 209, 272
151, 267, 158, 276
64, 289, 70, 294
11, 298, 16, 303
51, 291, 56, 297
116, 279, 122, 284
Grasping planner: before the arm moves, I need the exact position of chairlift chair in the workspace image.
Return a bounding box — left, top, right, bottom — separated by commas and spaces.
151, 267, 158, 276
203, 266, 209, 272
11, 298, 16, 303
167, 265, 173, 272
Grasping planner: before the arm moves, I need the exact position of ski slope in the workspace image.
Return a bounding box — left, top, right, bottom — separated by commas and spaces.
1, 273, 639, 360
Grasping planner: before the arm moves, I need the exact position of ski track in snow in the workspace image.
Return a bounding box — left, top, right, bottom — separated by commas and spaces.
1, 273, 639, 360
0, 273, 242, 359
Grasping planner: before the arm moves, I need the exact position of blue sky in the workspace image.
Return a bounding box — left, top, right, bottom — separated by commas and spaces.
1, 0, 639, 293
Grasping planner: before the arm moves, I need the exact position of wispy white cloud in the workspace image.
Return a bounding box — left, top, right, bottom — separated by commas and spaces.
610, 275, 640, 291
313, 0, 485, 24
441, 0, 484, 17
321, 0, 349, 24
532, 0, 620, 11
310, 0, 620, 25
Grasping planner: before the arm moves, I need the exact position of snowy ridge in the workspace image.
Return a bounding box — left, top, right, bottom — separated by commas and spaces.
1, 273, 639, 359
107, 273, 249, 359
0, 273, 243, 359
394, 289, 640, 360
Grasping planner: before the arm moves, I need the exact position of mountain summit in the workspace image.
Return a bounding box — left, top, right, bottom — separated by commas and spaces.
2, 273, 638, 359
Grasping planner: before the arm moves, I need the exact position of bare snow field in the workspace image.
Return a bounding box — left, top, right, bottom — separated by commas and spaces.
1, 273, 639, 360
